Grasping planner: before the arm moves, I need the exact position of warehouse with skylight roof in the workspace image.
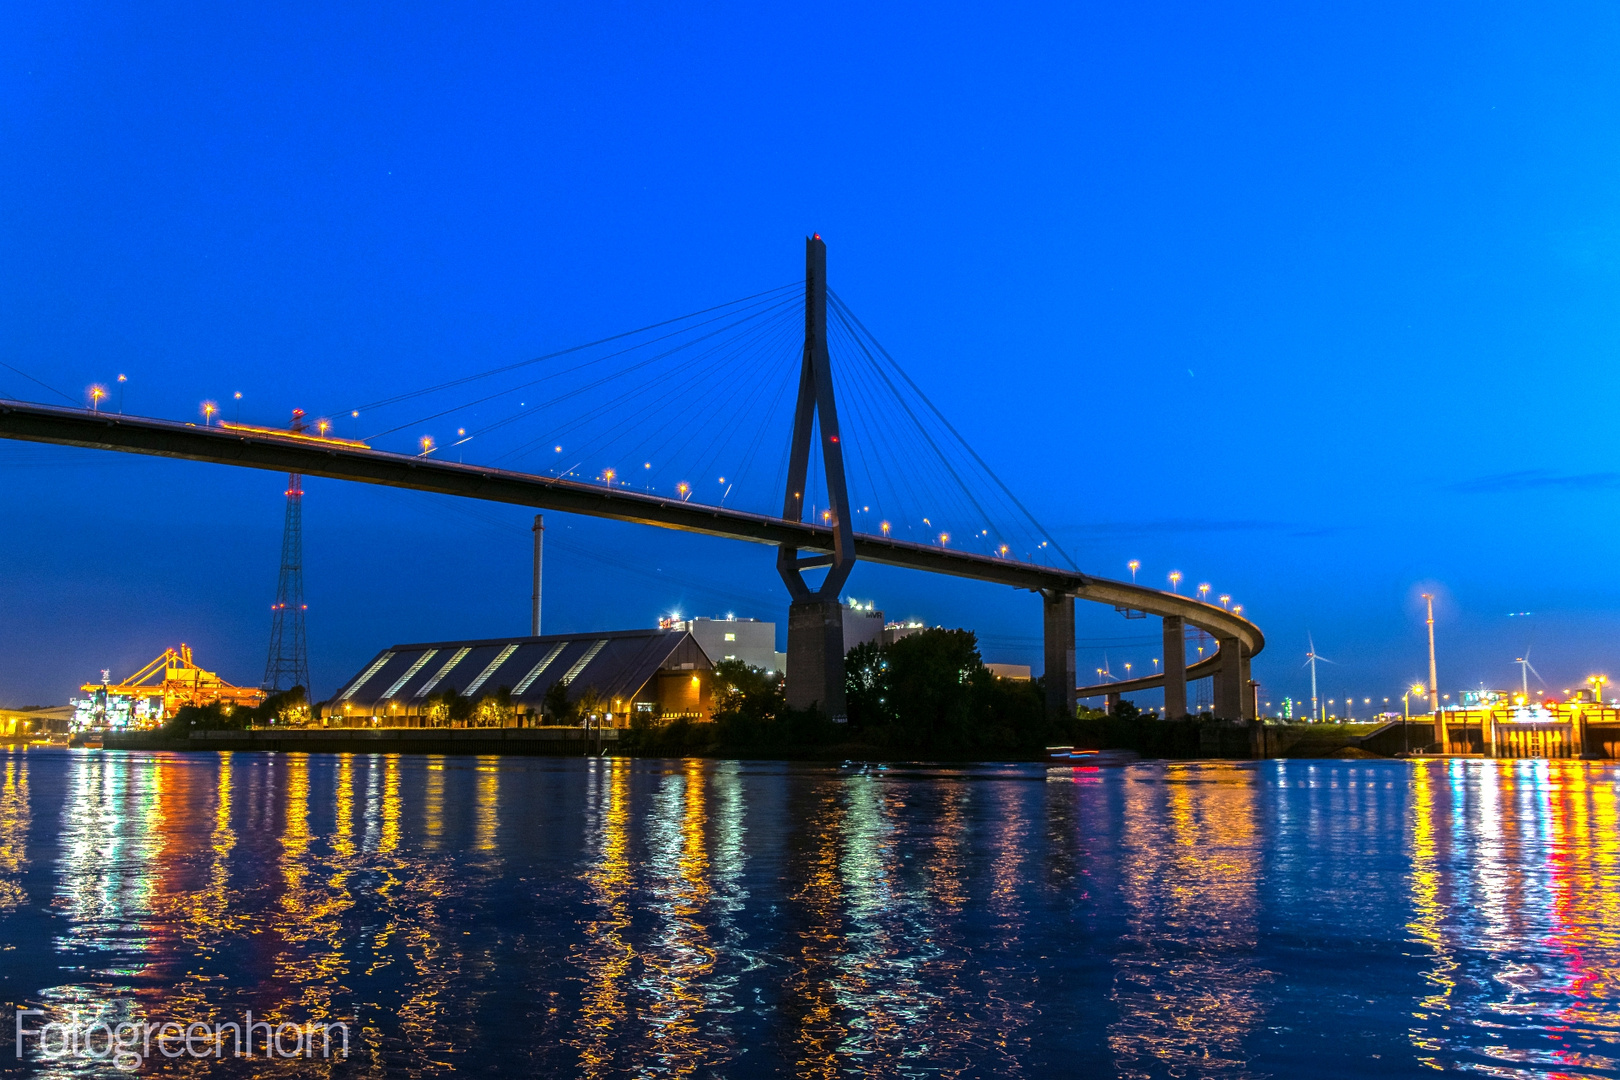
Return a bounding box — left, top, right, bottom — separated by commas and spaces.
323, 628, 714, 727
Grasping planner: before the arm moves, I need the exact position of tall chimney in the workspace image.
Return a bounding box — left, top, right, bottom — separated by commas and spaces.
531, 514, 544, 636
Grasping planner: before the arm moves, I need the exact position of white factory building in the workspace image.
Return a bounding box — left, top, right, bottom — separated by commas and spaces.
664, 600, 937, 674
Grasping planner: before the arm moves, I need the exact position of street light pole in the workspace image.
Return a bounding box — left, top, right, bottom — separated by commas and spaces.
1403, 690, 1410, 755
1423, 593, 1439, 712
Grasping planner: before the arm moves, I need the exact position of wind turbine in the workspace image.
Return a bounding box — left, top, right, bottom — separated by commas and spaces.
1514, 648, 1546, 698
1304, 633, 1336, 722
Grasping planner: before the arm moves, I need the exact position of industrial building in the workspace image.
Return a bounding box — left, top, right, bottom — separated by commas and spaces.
661, 603, 924, 671
661, 616, 785, 672
324, 628, 713, 727
840, 601, 928, 649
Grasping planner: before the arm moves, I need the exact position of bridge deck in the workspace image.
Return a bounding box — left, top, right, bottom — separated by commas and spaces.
0, 400, 1264, 663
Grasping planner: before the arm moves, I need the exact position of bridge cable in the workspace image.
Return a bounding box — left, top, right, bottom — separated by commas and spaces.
828, 306, 997, 550
373, 291, 799, 444
0, 361, 79, 406
489, 298, 801, 475
340, 281, 799, 417
829, 300, 1011, 557
830, 291, 1076, 571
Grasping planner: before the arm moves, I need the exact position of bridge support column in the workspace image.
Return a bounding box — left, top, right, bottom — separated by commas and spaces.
1105, 691, 1120, 715
1162, 614, 1187, 719
1240, 643, 1254, 720
786, 598, 847, 720
1216, 635, 1244, 719
1043, 592, 1076, 720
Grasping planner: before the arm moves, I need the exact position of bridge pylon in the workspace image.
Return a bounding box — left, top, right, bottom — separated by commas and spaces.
777, 235, 855, 720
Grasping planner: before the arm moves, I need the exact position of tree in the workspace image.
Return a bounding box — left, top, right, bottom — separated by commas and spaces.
542, 680, 572, 723
884, 628, 982, 752
164, 700, 244, 736
473, 687, 514, 727
844, 628, 1052, 755
574, 686, 607, 726
712, 659, 784, 725
966, 666, 1046, 751
166, 686, 312, 735
259, 685, 310, 727
707, 659, 840, 751
427, 687, 474, 727
844, 642, 892, 730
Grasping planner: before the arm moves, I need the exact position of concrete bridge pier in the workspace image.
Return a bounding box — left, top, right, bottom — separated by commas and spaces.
786, 598, 847, 720
1212, 635, 1250, 720
1043, 591, 1077, 720
1162, 614, 1188, 719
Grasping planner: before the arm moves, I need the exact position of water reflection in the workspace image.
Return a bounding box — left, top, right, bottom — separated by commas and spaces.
573, 757, 633, 1078
1406, 760, 1620, 1076
4, 752, 1620, 1077
829, 771, 927, 1072
423, 755, 444, 849
638, 760, 726, 1073
474, 755, 499, 854
0, 751, 28, 911
1109, 763, 1266, 1078
783, 774, 848, 1077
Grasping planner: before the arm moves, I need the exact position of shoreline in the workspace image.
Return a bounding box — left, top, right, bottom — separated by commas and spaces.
76, 721, 1382, 761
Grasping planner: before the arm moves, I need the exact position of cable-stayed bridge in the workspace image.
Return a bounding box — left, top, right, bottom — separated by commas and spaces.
0, 237, 1263, 719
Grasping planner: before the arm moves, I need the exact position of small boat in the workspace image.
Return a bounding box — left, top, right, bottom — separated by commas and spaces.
1046, 746, 1139, 766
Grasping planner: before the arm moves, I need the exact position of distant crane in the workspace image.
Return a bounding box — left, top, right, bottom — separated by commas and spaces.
1304, 633, 1336, 722
1514, 649, 1546, 698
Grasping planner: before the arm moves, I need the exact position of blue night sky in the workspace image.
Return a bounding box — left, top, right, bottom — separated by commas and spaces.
3, 2, 1618, 710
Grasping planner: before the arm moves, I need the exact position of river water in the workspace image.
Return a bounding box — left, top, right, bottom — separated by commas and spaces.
1, 749, 1618, 1077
